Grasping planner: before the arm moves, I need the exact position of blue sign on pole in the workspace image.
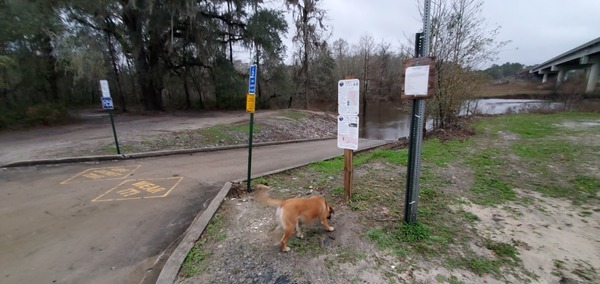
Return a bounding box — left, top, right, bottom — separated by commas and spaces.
248, 64, 257, 94
101, 97, 114, 110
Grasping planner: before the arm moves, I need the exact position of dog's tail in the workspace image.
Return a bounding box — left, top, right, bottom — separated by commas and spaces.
254, 184, 284, 207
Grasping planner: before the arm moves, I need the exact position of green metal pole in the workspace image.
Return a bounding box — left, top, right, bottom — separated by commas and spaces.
109, 110, 121, 155
247, 112, 254, 192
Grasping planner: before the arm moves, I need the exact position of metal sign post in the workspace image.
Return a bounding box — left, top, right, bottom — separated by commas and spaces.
246, 64, 257, 192
403, 0, 432, 224
99, 80, 121, 155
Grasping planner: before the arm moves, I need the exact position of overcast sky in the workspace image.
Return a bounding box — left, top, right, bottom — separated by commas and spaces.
269, 0, 600, 69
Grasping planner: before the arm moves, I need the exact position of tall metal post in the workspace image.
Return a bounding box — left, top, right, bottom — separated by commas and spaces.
247, 112, 254, 192
108, 110, 121, 155
404, 0, 431, 224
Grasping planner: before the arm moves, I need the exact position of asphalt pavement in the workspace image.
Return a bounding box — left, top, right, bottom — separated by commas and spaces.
0, 138, 388, 284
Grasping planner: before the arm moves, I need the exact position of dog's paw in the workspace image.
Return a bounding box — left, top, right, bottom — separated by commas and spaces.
282, 246, 291, 252
296, 233, 304, 239
327, 226, 335, 232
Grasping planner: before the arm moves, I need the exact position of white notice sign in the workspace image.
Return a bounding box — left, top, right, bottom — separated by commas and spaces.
100, 80, 111, 98
337, 115, 359, 150
338, 79, 360, 115
405, 65, 430, 96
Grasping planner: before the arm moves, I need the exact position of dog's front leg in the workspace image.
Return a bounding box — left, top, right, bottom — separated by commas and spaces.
320, 216, 335, 232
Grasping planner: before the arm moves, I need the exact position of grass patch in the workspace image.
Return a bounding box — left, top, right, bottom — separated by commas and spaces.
474, 113, 558, 138
198, 123, 260, 144
307, 156, 344, 174
422, 138, 469, 166
180, 208, 227, 277
359, 148, 409, 166
310, 149, 410, 175
465, 257, 498, 276
464, 212, 480, 221
532, 175, 600, 204
467, 149, 516, 205
366, 222, 433, 258
485, 240, 520, 261
512, 140, 578, 161
396, 222, 431, 243
573, 175, 600, 196
281, 110, 307, 120
286, 229, 321, 255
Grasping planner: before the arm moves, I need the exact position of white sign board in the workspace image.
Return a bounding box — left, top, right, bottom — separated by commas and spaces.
337, 115, 359, 150
404, 65, 430, 96
100, 80, 111, 98
338, 79, 360, 115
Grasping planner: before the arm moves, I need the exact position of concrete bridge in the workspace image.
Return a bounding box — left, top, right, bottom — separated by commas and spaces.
530, 37, 600, 93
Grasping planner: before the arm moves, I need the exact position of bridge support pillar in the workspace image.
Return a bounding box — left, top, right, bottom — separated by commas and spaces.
586, 63, 599, 93
556, 70, 566, 88
542, 73, 548, 83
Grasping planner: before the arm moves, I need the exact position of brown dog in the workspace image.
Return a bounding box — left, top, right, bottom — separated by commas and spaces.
254, 184, 335, 252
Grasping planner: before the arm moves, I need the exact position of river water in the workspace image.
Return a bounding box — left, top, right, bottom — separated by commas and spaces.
360, 99, 563, 140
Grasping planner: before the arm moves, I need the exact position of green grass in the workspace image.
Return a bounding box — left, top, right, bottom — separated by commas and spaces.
467, 149, 516, 205
198, 123, 261, 144
512, 140, 578, 161
465, 257, 498, 276
485, 240, 520, 261
286, 228, 321, 255
308, 149, 411, 174
180, 209, 227, 277
464, 212, 480, 221
422, 138, 470, 166
307, 156, 344, 174
395, 222, 431, 243
474, 113, 558, 138
573, 175, 600, 196
533, 175, 600, 204
281, 110, 307, 120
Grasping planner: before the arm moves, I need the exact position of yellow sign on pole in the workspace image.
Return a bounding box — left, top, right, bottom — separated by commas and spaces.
246, 94, 256, 113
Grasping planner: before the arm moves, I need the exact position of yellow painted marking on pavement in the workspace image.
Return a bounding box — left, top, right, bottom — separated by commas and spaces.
91, 177, 183, 202
60, 165, 141, 184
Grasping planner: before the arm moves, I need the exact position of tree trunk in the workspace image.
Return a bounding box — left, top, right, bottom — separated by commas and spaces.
40, 34, 59, 103
302, 4, 309, 109
123, 7, 164, 111
362, 53, 368, 116
190, 72, 205, 109
183, 70, 191, 109
105, 20, 127, 112
135, 47, 164, 111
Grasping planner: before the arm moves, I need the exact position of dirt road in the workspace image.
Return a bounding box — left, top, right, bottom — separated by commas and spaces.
0, 109, 281, 165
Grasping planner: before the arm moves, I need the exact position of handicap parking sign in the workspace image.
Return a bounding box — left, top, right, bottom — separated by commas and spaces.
102, 97, 114, 110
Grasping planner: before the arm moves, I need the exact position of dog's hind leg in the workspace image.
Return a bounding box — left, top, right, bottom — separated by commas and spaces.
280, 227, 293, 252
295, 220, 304, 239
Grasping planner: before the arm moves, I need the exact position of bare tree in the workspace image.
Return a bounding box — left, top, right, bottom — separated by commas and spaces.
286, 0, 328, 109
558, 72, 586, 111
332, 38, 350, 79
358, 34, 375, 114
423, 0, 508, 128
